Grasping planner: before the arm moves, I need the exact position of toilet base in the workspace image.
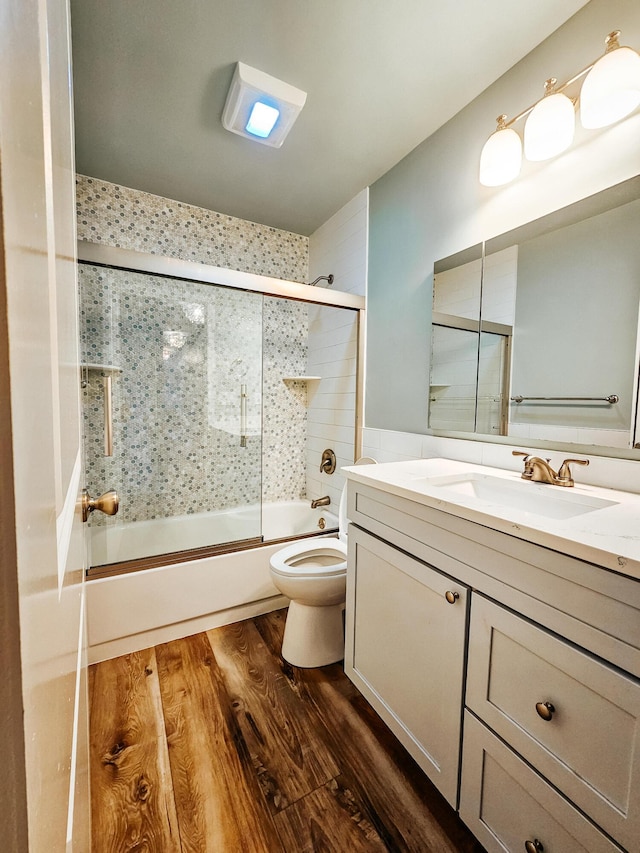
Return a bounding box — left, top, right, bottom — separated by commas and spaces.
281, 600, 345, 668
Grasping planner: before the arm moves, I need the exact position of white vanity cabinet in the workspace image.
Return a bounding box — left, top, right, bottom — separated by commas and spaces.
345, 525, 469, 805
463, 595, 640, 850
460, 712, 622, 853
344, 476, 640, 853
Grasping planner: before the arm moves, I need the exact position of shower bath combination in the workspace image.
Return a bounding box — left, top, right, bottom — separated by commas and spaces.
79, 243, 363, 579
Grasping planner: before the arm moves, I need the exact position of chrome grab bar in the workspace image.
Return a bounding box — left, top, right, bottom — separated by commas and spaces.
511, 394, 619, 404
240, 384, 247, 447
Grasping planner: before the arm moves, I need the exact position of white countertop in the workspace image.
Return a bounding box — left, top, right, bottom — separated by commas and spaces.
343, 458, 640, 580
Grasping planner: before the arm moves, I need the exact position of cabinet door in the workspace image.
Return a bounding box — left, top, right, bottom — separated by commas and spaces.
466, 594, 640, 850
345, 526, 468, 806
460, 712, 621, 853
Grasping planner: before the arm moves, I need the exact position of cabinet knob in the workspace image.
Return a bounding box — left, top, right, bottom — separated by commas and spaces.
535, 701, 555, 722
444, 590, 459, 604
524, 840, 544, 853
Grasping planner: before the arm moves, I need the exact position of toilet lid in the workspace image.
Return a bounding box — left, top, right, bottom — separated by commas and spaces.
270, 538, 347, 577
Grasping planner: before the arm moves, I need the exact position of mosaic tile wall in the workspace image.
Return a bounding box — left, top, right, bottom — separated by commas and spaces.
262, 297, 309, 503
76, 175, 308, 282
78, 177, 309, 540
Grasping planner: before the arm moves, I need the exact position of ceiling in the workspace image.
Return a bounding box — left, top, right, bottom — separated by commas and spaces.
70, 0, 590, 236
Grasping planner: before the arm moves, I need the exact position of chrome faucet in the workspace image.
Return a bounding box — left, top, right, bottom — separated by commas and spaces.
311, 496, 331, 508
512, 451, 589, 487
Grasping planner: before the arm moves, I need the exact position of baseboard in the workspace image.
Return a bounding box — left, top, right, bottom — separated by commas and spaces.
88, 594, 289, 664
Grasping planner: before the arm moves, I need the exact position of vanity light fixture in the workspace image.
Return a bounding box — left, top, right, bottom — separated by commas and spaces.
581, 30, 640, 128
479, 115, 523, 187
524, 78, 575, 162
222, 62, 307, 148
479, 30, 640, 186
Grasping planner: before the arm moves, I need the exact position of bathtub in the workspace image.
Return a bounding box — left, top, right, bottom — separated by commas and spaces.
90, 500, 339, 566
86, 500, 340, 663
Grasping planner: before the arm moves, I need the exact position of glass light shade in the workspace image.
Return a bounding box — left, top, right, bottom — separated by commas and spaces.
581, 44, 640, 129
524, 92, 575, 161
479, 126, 522, 187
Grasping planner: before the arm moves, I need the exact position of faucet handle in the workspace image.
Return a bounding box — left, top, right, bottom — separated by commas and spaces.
513, 450, 534, 479
557, 458, 589, 485
320, 448, 337, 474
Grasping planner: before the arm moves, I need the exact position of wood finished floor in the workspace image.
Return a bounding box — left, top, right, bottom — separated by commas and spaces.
89, 609, 486, 852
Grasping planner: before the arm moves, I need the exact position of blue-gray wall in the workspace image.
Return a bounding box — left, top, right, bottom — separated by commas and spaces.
366, 0, 640, 431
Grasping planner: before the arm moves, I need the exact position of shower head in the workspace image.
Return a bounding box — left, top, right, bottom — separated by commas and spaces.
307, 274, 334, 287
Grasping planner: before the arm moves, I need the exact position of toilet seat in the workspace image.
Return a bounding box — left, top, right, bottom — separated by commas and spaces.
269, 538, 347, 578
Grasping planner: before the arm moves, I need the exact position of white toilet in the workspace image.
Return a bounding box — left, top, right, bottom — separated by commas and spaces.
269, 458, 376, 668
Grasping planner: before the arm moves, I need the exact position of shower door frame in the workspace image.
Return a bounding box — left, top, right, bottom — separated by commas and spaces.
78, 242, 365, 578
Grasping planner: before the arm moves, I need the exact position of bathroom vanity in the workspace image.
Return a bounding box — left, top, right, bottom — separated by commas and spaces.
343, 459, 640, 853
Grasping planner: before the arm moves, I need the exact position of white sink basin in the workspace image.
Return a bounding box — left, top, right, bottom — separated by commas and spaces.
421, 473, 619, 520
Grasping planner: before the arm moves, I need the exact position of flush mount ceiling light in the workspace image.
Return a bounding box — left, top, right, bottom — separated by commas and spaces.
479, 30, 640, 187
222, 62, 307, 148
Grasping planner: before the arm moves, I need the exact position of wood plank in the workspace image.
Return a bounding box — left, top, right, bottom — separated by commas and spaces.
89, 648, 180, 853
206, 619, 339, 812
155, 632, 283, 852
255, 610, 485, 853
89, 612, 485, 852
254, 608, 359, 702
274, 776, 389, 851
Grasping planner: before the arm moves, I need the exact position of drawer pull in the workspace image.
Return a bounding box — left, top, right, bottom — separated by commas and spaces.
535, 701, 555, 721
445, 590, 459, 604
524, 840, 544, 853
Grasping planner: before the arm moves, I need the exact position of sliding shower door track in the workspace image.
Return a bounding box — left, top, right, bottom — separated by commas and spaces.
86, 527, 339, 580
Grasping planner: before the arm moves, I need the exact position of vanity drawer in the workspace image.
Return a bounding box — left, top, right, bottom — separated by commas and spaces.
466, 594, 640, 850
460, 711, 622, 853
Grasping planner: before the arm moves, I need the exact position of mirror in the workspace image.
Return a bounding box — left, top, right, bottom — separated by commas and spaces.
429, 175, 640, 453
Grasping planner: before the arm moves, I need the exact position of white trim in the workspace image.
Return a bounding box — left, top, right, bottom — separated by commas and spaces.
65, 588, 85, 845
56, 449, 82, 596
88, 594, 288, 664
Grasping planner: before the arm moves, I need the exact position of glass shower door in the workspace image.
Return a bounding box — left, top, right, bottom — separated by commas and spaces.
80, 264, 263, 569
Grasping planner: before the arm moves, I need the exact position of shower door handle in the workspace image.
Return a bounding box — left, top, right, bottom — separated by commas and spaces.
240, 384, 247, 447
